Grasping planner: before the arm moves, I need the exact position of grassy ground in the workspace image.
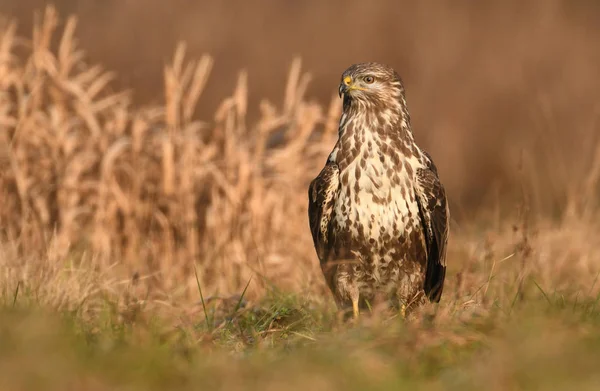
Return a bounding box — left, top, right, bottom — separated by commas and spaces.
4, 218, 600, 391
2, 6, 600, 390
3, 282, 600, 391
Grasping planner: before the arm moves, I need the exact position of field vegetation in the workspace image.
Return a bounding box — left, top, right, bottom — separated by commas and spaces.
1, 5, 600, 390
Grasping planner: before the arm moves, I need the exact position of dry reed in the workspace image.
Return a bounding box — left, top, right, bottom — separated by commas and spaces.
1, 6, 600, 318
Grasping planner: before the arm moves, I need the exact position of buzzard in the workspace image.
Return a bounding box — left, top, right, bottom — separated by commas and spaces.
308, 62, 449, 319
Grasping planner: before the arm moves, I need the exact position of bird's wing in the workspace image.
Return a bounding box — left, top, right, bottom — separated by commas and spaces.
308, 161, 340, 264
415, 152, 449, 303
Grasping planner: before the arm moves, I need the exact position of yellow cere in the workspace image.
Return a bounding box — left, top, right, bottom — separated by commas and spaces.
343, 76, 352, 86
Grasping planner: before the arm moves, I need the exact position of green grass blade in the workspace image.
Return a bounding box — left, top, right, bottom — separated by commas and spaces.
234, 277, 252, 314
533, 280, 552, 306
12, 281, 20, 307
194, 265, 210, 328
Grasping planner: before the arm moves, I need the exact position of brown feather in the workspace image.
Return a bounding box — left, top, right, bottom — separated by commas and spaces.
415, 152, 449, 303
308, 62, 450, 316
308, 161, 340, 263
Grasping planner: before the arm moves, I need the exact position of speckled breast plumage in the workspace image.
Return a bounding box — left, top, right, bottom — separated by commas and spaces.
326, 118, 428, 310
308, 62, 449, 319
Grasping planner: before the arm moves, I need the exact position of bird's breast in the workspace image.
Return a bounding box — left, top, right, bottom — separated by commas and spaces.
334, 152, 421, 244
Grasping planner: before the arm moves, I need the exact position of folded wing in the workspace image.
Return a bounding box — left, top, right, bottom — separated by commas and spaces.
307, 162, 340, 263
415, 153, 450, 303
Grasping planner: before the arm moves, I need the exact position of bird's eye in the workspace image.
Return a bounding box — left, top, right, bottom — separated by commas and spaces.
364, 76, 375, 84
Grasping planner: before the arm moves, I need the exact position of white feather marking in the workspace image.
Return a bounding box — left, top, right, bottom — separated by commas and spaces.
329, 104, 429, 294
334, 127, 424, 270
320, 171, 340, 240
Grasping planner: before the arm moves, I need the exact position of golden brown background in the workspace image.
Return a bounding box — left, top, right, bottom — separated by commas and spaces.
2, 0, 600, 216
2, 8, 600, 387
0, 0, 599, 325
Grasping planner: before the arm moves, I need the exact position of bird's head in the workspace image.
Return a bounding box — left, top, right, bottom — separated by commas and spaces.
338, 62, 405, 105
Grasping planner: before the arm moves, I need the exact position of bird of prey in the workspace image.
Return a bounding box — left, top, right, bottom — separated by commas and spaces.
308, 62, 449, 319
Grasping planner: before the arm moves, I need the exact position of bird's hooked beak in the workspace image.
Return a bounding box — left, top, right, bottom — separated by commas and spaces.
339, 75, 365, 98
338, 75, 352, 98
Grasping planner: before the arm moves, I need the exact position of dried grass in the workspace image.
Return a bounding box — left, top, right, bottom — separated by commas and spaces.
0, 6, 334, 306
1, 6, 600, 320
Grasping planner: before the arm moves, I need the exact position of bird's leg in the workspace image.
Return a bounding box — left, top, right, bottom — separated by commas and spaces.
400, 303, 407, 319
352, 296, 360, 319
349, 288, 361, 319
338, 271, 360, 320
396, 296, 408, 319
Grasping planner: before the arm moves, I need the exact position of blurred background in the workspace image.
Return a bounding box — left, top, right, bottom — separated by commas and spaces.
2, 0, 600, 218
0, 0, 599, 308
1, 4, 600, 387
